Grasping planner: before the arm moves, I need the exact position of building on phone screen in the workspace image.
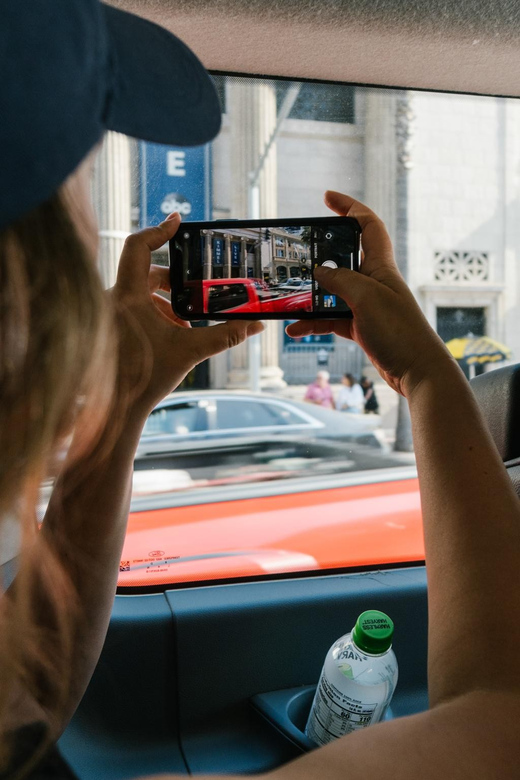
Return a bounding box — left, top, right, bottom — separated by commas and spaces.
197, 227, 310, 283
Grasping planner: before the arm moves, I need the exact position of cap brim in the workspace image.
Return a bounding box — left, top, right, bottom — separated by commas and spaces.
102, 5, 221, 146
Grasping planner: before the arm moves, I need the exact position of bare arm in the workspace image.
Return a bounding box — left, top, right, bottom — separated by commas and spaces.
36, 402, 148, 726
3, 214, 263, 734
291, 193, 520, 709
270, 191, 520, 779
137, 196, 520, 780
409, 365, 520, 704
148, 691, 520, 780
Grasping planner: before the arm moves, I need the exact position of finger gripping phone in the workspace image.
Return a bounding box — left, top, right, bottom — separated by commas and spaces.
169, 216, 361, 320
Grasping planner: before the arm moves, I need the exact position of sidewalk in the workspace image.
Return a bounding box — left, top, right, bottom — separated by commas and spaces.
274, 382, 403, 450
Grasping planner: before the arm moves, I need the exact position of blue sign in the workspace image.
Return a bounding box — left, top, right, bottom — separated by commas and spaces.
283, 321, 334, 350
213, 238, 224, 265
231, 241, 241, 267
139, 142, 211, 228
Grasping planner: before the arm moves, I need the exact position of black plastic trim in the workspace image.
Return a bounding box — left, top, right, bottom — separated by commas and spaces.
117, 558, 426, 595
210, 70, 520, 101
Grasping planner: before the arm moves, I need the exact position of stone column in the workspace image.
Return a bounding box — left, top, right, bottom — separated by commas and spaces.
393, 92, 416, 452
203, 231, 213, 280
503, 99, 520, 362
363, 90, 415, 450
364, 90, 398, 246
259, 321, 285, 389
272, 239, 278, 281
226, 79, 286, 389
226, 327, 251, 388
224, 234, 232, 277
92, 131, 132, 289
240, 238, 247, 277
361, 92, 397, 393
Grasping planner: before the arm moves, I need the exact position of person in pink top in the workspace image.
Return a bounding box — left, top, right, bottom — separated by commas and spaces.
304, 370, 335, 408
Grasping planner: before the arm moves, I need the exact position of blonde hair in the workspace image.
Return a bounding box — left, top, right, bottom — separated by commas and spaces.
0, 187, 116, 775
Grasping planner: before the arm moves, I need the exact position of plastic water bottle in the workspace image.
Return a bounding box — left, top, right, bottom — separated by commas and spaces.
305, 610, 398, 746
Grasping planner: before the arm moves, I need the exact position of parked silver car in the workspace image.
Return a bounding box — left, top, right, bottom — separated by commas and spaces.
135, 392, 386, 460
276, 278, 312, 291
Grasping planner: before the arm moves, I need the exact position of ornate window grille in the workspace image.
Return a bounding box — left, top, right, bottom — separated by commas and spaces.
434, 251, 490, 283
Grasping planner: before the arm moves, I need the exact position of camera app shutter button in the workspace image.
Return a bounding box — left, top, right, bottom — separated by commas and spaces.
322, 260, 338, 269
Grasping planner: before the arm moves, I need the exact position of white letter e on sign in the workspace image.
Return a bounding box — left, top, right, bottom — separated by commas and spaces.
167, 151, 186, 176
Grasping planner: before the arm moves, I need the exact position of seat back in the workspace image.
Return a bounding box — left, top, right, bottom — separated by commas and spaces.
470, 364, 520, 496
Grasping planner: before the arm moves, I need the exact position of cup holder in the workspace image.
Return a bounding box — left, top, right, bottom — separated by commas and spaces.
250, 685, 318, 752
251, 684, 397, 752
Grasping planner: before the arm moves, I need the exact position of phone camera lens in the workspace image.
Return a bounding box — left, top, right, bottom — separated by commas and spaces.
186, 304, 193, 312
183, 232, 190, 239
325, 232, 333, 240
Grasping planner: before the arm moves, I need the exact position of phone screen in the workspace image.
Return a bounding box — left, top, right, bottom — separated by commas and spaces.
170, 217, 360, 319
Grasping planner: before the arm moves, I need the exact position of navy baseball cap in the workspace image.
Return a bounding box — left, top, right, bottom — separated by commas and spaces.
0, 0, 222, 231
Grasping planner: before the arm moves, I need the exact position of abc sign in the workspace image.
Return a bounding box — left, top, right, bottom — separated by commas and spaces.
161, 193, 192, 216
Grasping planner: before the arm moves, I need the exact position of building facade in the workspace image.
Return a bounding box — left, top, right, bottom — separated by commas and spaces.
92, 77, 520, 389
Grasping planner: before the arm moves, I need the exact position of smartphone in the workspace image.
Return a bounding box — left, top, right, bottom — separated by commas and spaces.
169, 216, 361, 320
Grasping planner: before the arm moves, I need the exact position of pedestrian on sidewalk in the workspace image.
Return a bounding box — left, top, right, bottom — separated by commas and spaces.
335, 373, 365, 413
361, 375, 380, 414
304, 370, 334, 408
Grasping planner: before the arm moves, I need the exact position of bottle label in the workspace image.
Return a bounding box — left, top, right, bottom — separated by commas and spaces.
306, 674, 378, 744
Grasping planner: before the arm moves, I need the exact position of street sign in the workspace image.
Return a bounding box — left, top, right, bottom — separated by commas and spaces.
139, 142, 211, 228
213, 237, 224, 265
231, 241, 241, 266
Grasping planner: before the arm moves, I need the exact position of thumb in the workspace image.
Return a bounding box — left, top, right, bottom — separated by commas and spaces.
116, 213, 181, 294
314, 266, 377, 310
184, 320, 265, 364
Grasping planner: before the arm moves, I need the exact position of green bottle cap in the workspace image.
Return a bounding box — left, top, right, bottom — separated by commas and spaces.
351, 610, 394, 655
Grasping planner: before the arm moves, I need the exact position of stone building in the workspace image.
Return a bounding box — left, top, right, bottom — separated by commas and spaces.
92, 77, 520, 390
268, 228, 311, 283
191, 226, 311, 283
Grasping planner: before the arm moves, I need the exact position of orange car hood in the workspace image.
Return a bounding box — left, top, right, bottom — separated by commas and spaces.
118, 477, 423, 588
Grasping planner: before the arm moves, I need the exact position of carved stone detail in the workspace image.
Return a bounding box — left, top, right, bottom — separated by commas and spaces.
396, 94, 415, 171
434, 251, 490, 283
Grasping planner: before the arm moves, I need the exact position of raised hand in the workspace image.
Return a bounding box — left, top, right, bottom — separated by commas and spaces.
286, 191, 453, 396
110, 213, 264, 413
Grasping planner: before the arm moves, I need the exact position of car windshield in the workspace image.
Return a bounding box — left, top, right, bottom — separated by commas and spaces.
81, 73, 518, 587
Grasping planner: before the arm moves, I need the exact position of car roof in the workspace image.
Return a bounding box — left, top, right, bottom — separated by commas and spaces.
149, 391, 380, 434
153, 390, 317, 410
157, 390, 299, 401
115, 1, 520, 99
203, 278, 253, 284
152, 391, 319, 417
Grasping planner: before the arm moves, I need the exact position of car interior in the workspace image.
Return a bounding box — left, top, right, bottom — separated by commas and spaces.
41, 0, 520, 777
